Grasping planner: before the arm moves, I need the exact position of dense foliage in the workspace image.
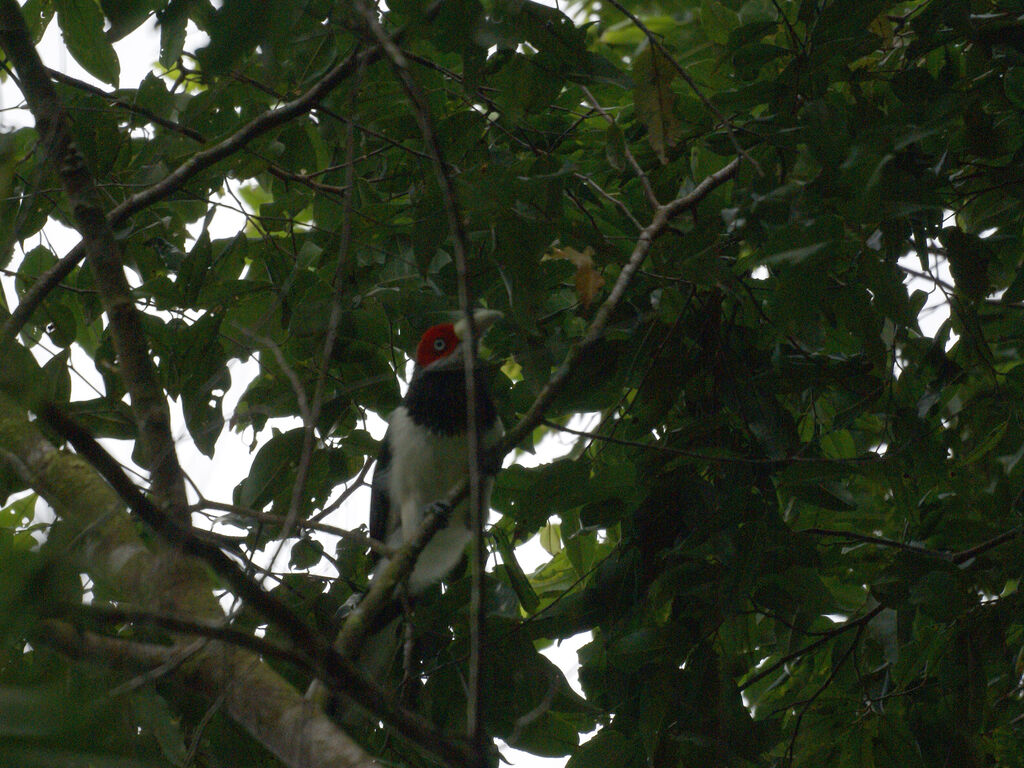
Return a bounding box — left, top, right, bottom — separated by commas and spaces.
3, 0, 1024, 765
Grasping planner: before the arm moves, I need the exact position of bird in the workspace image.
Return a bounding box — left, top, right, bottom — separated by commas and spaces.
369, 308, 503, 592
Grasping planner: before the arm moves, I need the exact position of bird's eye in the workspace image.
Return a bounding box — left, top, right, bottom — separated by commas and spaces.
433, 338, 447, 352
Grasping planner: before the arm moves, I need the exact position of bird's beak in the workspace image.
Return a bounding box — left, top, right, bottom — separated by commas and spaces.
453, 309, 503, 343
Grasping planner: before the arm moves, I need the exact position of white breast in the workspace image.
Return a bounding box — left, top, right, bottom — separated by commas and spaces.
384, 406, 501, 590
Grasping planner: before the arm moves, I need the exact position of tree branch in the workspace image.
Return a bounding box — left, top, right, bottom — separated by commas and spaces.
0, 396, 373, 768
801, 527, 954, 560
35, 402, 476, 768
39, 621, 378, 768
334, 499, 461, 655
70, 602, 309, 670
492, 157, 741, 459
739, 603, 884, 692
45, 66, 206, 142
0, 0, 188, 519
0, 33, 386, 348
952, 525, 1024, 565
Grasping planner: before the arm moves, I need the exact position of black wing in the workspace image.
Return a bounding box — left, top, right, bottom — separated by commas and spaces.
368, 429, 392, 545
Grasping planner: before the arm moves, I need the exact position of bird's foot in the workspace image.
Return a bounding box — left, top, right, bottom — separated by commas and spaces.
430, 500, 453, 520
333, 591, 365, 623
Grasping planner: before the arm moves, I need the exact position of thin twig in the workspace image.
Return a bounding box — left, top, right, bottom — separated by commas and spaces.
274, 65, 364, 572
572, 171, 644, 230
739, 604, 884, 692
579, 84, 660, 209
801, 527, 954, 560
539, 418, 879, 465
311, 457, 374, 522
107, 639, 208, 698
769, 0, 803, 52
193, 498, 392, 557
238, 326, 311, 422
786, 622, 863, 763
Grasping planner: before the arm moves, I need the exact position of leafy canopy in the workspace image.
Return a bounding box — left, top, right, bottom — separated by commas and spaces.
2, 0, 1024, 767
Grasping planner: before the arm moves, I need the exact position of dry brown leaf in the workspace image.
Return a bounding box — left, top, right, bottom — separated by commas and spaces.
545, 245, 605, 307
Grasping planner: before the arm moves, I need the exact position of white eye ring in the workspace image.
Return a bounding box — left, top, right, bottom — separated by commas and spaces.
433, 338, 447, 352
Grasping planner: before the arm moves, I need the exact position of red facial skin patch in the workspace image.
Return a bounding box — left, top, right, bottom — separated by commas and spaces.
415, 323, 460, 367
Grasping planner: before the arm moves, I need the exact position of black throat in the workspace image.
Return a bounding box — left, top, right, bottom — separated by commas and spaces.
403, 365, 497, 436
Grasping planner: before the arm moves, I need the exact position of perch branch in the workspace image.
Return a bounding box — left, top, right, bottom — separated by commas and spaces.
36, 402, 477, 768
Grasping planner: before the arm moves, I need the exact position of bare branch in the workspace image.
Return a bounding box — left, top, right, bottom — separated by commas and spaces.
493, 157, 741, 458
739, 604, 884, 692
579, 85, 660, 209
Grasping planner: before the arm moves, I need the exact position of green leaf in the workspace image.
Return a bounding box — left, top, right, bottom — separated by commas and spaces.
539, 523, 562, 555
701, 0, 739, 45
493, 527, 540, 612
633, 44, 683, 164
236, 428, 304, 510
99, 0, 159, 41
566, 728, 644, 768
820, 429, 856, 460
20, 0, 55, 42
157, 0, 188, 67
940, 226, 991, 301
1005, 67, 1024, 109
605, 121, 627, 172
290, 537, 324, 570
54, 0, 120, 85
